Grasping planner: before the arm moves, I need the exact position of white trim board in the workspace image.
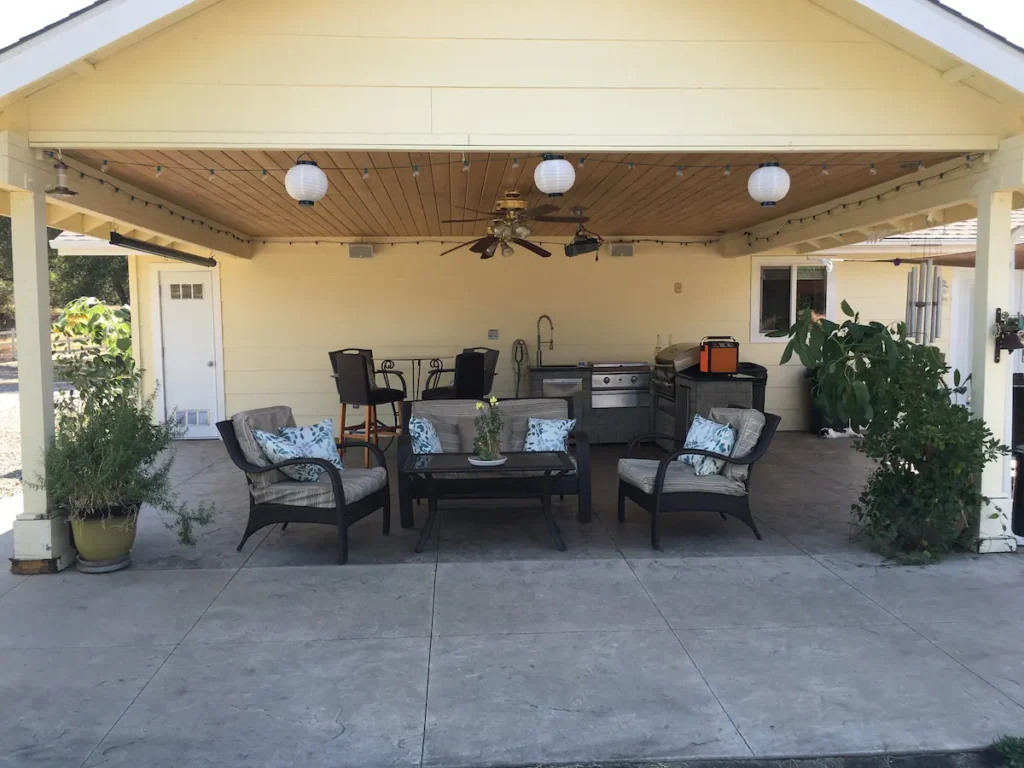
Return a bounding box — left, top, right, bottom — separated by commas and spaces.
148, 261, 225, 437
849, 0, 1024, 94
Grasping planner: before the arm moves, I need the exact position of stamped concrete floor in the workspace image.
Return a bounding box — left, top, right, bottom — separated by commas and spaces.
3, 435, 1024, 768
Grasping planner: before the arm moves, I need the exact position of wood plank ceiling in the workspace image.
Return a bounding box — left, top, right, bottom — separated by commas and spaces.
67, 150, 959, 239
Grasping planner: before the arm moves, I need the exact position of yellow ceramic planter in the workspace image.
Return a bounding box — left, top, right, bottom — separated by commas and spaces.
71, 513, 138, 563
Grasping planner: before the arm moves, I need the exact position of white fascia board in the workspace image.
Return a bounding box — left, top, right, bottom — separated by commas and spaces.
0, 0, 202, 100
851, 0, 1024, 94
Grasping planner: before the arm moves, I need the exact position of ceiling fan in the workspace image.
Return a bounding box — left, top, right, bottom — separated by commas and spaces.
439, 190, 589, 259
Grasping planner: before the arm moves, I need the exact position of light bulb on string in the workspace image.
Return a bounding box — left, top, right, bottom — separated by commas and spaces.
101, 160, 108, 173
512, 158, 519, 169
627, 162, 635, 171
723, 165, 731, 176
412, 165, 420, 178
261, 169, 269, 181
577, 157, 585, 169
361, 168, 370, 180
155, 166, 163, 178
676, 166, 684, 178
208, 169, 216, 180
821, 164, 829, 176
917, 161, 925, 171
869, 163, 877, 176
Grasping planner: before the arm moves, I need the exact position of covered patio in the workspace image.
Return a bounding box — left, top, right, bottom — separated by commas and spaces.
4, 436, 1024, 767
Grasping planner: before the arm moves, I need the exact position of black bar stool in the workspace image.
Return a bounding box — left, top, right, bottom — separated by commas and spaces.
329, 349, 406, 467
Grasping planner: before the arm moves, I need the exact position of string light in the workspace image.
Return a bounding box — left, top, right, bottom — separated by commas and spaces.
676, 165, 684, 178
917, 161, 926, 171
208, 169, 216, 180
869, 163, 877, 175
101, 160, 108, 173
577, 157, 585, 169
155, 165, 163, 178
261, 169, 269, 181
461, 157, 470, 173
512, 158, 519, 169
723, 165, 731, 176
821, 164, 830, 176
361, 168, 370, 180
627, 162, 635, 171
412, 164, 420, 178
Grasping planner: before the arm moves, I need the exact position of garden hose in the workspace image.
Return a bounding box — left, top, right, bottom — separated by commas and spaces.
512, 339, 528, 398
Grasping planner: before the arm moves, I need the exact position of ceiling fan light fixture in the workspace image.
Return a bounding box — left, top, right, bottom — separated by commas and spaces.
284, 158, 329, 207
482, 241, 499, 259
747, 162, 791, 207
501, 242, 514, 258
534, 154, 575, 197
513, 222, 532, 239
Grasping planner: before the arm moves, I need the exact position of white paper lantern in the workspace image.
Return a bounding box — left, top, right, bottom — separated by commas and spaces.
534, 154, 575, 197
285, 159, 329, 207
747, 162, 791, 207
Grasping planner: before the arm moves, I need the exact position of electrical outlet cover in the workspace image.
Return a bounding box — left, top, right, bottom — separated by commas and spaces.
674, 282, 682, 293
488, 329, 499, 340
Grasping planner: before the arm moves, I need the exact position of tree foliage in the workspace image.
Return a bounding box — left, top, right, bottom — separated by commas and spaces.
51, 297, 133, 398
0, 216, 129, 326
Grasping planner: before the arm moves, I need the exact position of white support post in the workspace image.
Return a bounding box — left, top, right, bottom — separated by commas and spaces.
9, 189, 74, 573
970, 190, 1017, 554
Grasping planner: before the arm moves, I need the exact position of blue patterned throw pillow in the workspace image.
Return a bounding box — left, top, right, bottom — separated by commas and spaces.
252, 429, 320, 482
408, 416, 442, 454
280, 417, 343, 471
523, 417, 576, 452
680, 415, 736, 476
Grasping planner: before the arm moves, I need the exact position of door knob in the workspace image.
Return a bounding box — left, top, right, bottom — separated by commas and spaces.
206, 361, 215, 367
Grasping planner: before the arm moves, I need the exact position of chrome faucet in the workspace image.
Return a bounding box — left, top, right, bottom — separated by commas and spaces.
536, 314, 554, 368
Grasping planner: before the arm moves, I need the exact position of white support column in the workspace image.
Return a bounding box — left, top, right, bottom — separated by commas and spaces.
970, 190, 1017, 554
9, 189, 74, 572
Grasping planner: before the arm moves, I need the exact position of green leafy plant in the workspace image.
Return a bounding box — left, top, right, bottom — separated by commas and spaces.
34, 374, 213, 546
51, 297, 133, 395
993, 736, 1024, 768
473, 396, 504, 460
773, 302, 1006, 561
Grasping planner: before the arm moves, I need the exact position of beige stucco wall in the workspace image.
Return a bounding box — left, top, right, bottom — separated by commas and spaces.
131, 244, 955, 434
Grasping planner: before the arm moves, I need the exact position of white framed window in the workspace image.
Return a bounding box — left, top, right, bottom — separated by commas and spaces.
749, 257, 836, 343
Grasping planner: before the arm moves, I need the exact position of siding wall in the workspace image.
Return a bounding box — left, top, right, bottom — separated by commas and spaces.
132, 244, 950, 433
21, 0, 1017, 149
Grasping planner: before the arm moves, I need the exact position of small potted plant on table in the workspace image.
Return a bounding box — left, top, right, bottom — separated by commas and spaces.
468, 396, 506, 466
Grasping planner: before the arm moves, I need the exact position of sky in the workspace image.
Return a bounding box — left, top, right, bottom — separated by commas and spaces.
0, 0, 1022, 50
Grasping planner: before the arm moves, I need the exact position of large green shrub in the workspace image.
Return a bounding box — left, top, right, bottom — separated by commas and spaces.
51, 297, 133, 396
773, 303, 1005, 560
36, 374, 213, 546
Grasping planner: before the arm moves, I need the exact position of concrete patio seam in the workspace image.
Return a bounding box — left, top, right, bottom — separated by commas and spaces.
75, 559, 247, 768
808, 551, 1024, 715
622, 553, 756, 759
420, 503, 443, 768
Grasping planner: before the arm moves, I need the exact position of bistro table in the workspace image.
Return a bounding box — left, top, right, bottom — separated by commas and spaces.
400, 451, 576, 553
379, 356, 453, 398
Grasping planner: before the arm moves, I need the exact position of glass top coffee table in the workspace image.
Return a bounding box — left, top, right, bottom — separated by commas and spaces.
400, 452, 576, 553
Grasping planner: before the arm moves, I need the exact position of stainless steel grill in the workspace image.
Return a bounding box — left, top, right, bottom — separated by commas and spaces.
590, 363, 650, 409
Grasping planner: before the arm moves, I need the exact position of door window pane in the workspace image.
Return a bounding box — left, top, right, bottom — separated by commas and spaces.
760, 267, 792, 334
181, 284, 193, 299
796, 266, 827, 319
192, 283, 204, 300
169, 284, 181, 300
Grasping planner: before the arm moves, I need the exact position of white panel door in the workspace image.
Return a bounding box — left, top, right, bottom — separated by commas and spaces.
159, 271, 218, 438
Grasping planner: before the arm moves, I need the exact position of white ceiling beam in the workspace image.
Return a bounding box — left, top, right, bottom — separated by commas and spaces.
46, 205, 81, 226
1, 130, 251, 258
720, 138, 1024, 257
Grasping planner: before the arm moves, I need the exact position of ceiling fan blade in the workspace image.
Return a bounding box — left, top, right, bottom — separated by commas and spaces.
469, 235, 499, 254
442, 217, 491, 223
511, 238, 551, 258
455, 205, 501, 216
533, 215, 591, 223
522, 204, 558, 218
439, 239, 484, 256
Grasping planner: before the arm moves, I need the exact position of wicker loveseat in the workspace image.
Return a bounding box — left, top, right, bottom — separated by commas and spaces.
217, 405, 390, 564
397, 397, 591, 527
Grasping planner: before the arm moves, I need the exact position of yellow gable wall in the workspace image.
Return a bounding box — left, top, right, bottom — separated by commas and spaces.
20, 0, 1019, 150
130, 243, 950, 434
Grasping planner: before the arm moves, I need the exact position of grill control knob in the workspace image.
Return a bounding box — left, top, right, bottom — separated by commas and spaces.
603, 376, 610, 384
630, 375, 638, 383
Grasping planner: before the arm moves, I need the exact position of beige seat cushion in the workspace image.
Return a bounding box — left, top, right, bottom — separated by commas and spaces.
411, 399, 570, 453
709, 408, 766, 483
231, 406, 297, 488
252, 467, 387, 508
617, 458, 746, 497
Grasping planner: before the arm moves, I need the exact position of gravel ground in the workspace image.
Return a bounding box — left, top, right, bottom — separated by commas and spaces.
0, 359, 22, 498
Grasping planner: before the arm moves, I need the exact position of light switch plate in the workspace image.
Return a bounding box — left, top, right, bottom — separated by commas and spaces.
674, 282, 682, 293
488, 329, 499, 340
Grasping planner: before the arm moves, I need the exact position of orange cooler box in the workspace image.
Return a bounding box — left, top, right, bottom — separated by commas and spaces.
699, 336, 739, 374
